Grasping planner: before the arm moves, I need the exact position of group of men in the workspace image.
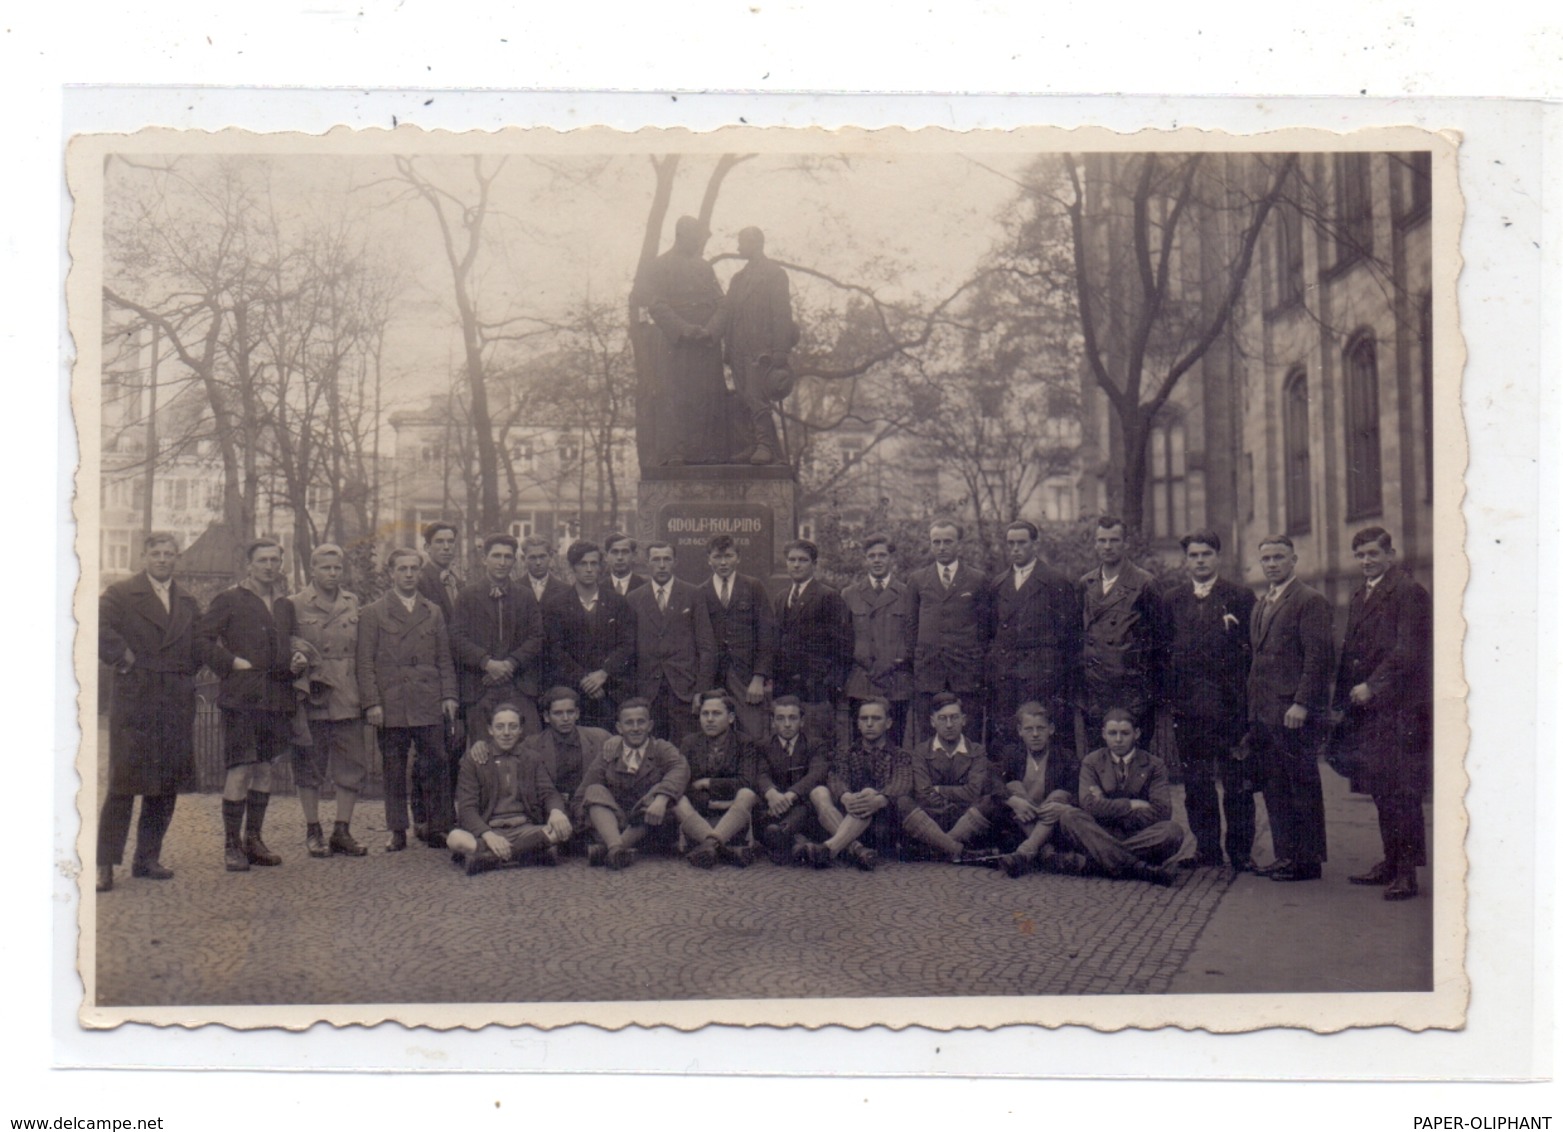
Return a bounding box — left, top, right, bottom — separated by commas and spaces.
95, 515, 1431, 903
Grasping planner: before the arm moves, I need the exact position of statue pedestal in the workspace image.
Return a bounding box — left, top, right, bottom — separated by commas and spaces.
637, 465, 798, 584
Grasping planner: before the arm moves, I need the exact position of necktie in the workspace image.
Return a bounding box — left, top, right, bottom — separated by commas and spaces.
617, 577, 628, 595
942, 566, 953, 588
443, 570, 459, 605
790, 584, 801, 608
874, 580, 884, 593
657, 586, 668, 612
719, 577, 730, 607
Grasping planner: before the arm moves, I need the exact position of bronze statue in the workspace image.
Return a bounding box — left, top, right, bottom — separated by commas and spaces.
722, 226, 799, 465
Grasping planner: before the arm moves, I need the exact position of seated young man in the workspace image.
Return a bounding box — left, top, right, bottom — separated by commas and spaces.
447, 704, 572, 875
750, 695, 830, 865
798, 696, 911, 871
1056, 708, 1186, 886
675, 690, 760, 868
578, 697, 690, 870
990, 701, 1084, 878
902, 691, 994, 863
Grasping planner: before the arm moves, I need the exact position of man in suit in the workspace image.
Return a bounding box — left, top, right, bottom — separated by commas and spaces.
902, 692, 993, 862
285, 543, 370, 860
415, 521, 462, 624
988, 519, 1080, 754
905, 520, 991, 746
448, 703, 572, 875
750, 695, 830, 864
841, 532, 912, 747
579, 698, 691, 869
604, 531, 649, 598
699, 534, 776, 742
1161, 530, 1259, 870
1079, 515, 1165, 744
1056, 709, 1184, 885
197, 538, 308, 872
542, 540, 635, 730
991, 702, 1082, 878
626, 541, 716, 744
798, 696, 912, 870
1247, 534, 1334, 882
1331, 527, 1432, 901
675, 690, 760, 867
357, 548, 459, 851
773, 538, 852, 749
450, 533, 545, 741
96, 533, 204, 892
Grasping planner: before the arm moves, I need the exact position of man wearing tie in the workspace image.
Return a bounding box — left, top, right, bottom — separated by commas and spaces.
698, 535, 776, 742
1247, 534, 1334, 882
96, 533, 204, 892
604, 532, 649, 598
749, 695, 830, 864
1079, 516, 1164, 744
450, 533, 544, 741
772, 538, 852, 749
518, 535, 571, 608
542, 540, 636, 730
626, 541, 716, 743
416, 521, 462, 624
578, 698, 691, 869
987, 520, 1080, 754
904, 520, 991, 746
841, 533, 912, 747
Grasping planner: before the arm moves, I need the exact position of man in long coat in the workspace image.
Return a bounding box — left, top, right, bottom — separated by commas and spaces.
988, 520, 1080, 754
721, 226, 799, 464
96, 533, 203, 892
772, 538, 852, 750
541, 540, 636, 731
1079, 516, 1164, 744
450, 533, 544, 740
841, 533, 913, 747
1331, 527, 1432, 901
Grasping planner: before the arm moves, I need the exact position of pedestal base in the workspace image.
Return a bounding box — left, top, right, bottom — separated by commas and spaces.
637, 465, 798, 584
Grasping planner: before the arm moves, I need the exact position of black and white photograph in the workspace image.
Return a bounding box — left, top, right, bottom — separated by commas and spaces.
70, 125, 1463, 1032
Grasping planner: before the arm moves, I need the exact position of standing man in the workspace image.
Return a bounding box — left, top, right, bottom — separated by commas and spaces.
749, 695, 830, 865
1161, 530, 1258, 870
799, 697, 912, 871
1331, 528, 1432, 901
542, 540, 635, 730
286, 543, 370, 860
1247, 534, 1334, 882
904, 520, 991, 746
721, 225, 799, 465
197, 539, 307, 872
578, 698, 691, 869
96, 533, 204, 892
518, 534, 572, 610
416, 521, 462, 625
841, 533, 912, 747
1079, 515, 1165, 744
451, 533, 545, 740
698, 534, 776, 742
902, 692, 994, 863
988, 520, 1080, 754
357, 548, 459, 852
603, 532, 648, 598
772, 538, 852, 749
627, 541, 716, 743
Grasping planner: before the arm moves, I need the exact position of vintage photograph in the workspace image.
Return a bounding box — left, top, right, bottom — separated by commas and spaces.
70, 126, 1464, 1031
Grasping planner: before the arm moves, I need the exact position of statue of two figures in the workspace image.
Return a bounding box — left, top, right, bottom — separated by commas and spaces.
632, 218, 800, 471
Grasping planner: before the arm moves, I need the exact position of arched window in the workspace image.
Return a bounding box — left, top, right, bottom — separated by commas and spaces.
1344, 334, 1384, 519
1283, 368, 1311, 535
1148, 415, 1188, 540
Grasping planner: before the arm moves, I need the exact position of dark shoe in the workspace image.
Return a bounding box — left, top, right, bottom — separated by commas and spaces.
762, 826, 792, 865
606, 846, 637, 870
719, 842, 755, 868
413, 822, 430, 845
1252, 857, 1291, 877
465, 851, 502, 877
687, 842, 719, 869
244, 836, 282, 867
998, 852, 1033, 879
795, 841, 833, 869
1048, 850, 1090, 876
329, 826, 368, 857
587, 844, 608, 867
385, 830, 407, 853
425, 834, 450, 850
131, 860, 174, 880
450, 851, 467, 868
535, 845, 561, 867
1131, 861, 1176, 887
95, 866, 113, 892
306, 824, 330, 858
847, 844, 879, 872
1384, 867, 1418, 901
1270, 861, 1322, 882
1349, 860, 1394, 886
224, 841, 250, 872
1229, 858, 1256, 873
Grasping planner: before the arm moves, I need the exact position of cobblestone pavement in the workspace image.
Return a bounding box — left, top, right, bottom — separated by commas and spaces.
92, 796, 1236, 1005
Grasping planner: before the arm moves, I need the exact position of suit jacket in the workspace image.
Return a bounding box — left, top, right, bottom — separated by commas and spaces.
416, 559, 460, 624
988, 561, 1081, 700
542, 587, 635, 701
905, 562, 992, 695
1247, 576, 1334, 727
1079, 561, 1165, 700
1331, 565, 1432, 785
454, 747, 566, 836
990, 743, 1081, 807
449, 579, 545, 704
356, 592, 458, 728
908, 737, 990, 814
286, 584, 363, 721
579, 736, 690, 816
198, 583, 299, 714
841, 577, 913, 701
517, 724, 610, 805
773, 578, 852, 703
1161, 576, 1256, 731
1078, 746, 1173, 828
607, 572, 649, 598
748, 733, 829, 799
627, 578, 716, 703
101, 572, 202, 676
701, 572, 776, 685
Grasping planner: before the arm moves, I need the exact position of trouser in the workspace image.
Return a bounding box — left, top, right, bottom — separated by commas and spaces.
647, 683, 695, 747
1057, 808, 1185, 875
97, 792, 177, 867
381, 725, 450, 836
1374, 789, 1427, 869
1251, 720, 1328, 864
1173, 714, 1256, 864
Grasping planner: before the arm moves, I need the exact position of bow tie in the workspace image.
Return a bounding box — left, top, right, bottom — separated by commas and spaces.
490, 585, 506, 600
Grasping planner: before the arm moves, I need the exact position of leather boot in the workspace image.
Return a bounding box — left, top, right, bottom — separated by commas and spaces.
1349, 859, 1393, 886
224, 832, 250, 872
306, 823, 330, 858
329, 822, 368, 857
95, 866, 114, 892
1384, 863, 1419, 901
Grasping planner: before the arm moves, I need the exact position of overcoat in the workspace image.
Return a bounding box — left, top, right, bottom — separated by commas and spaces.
904, 562, 992, 695
449, 579, 545, 705
356, 592, 458, 728
99, 572, 203, 795
841, 577, 913, 702
1079, 561, 1164, 713
1160, 576, 1256, 739
286, 584, 362, 721
988, 561, 1080, 702
198, 583, 299, 714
